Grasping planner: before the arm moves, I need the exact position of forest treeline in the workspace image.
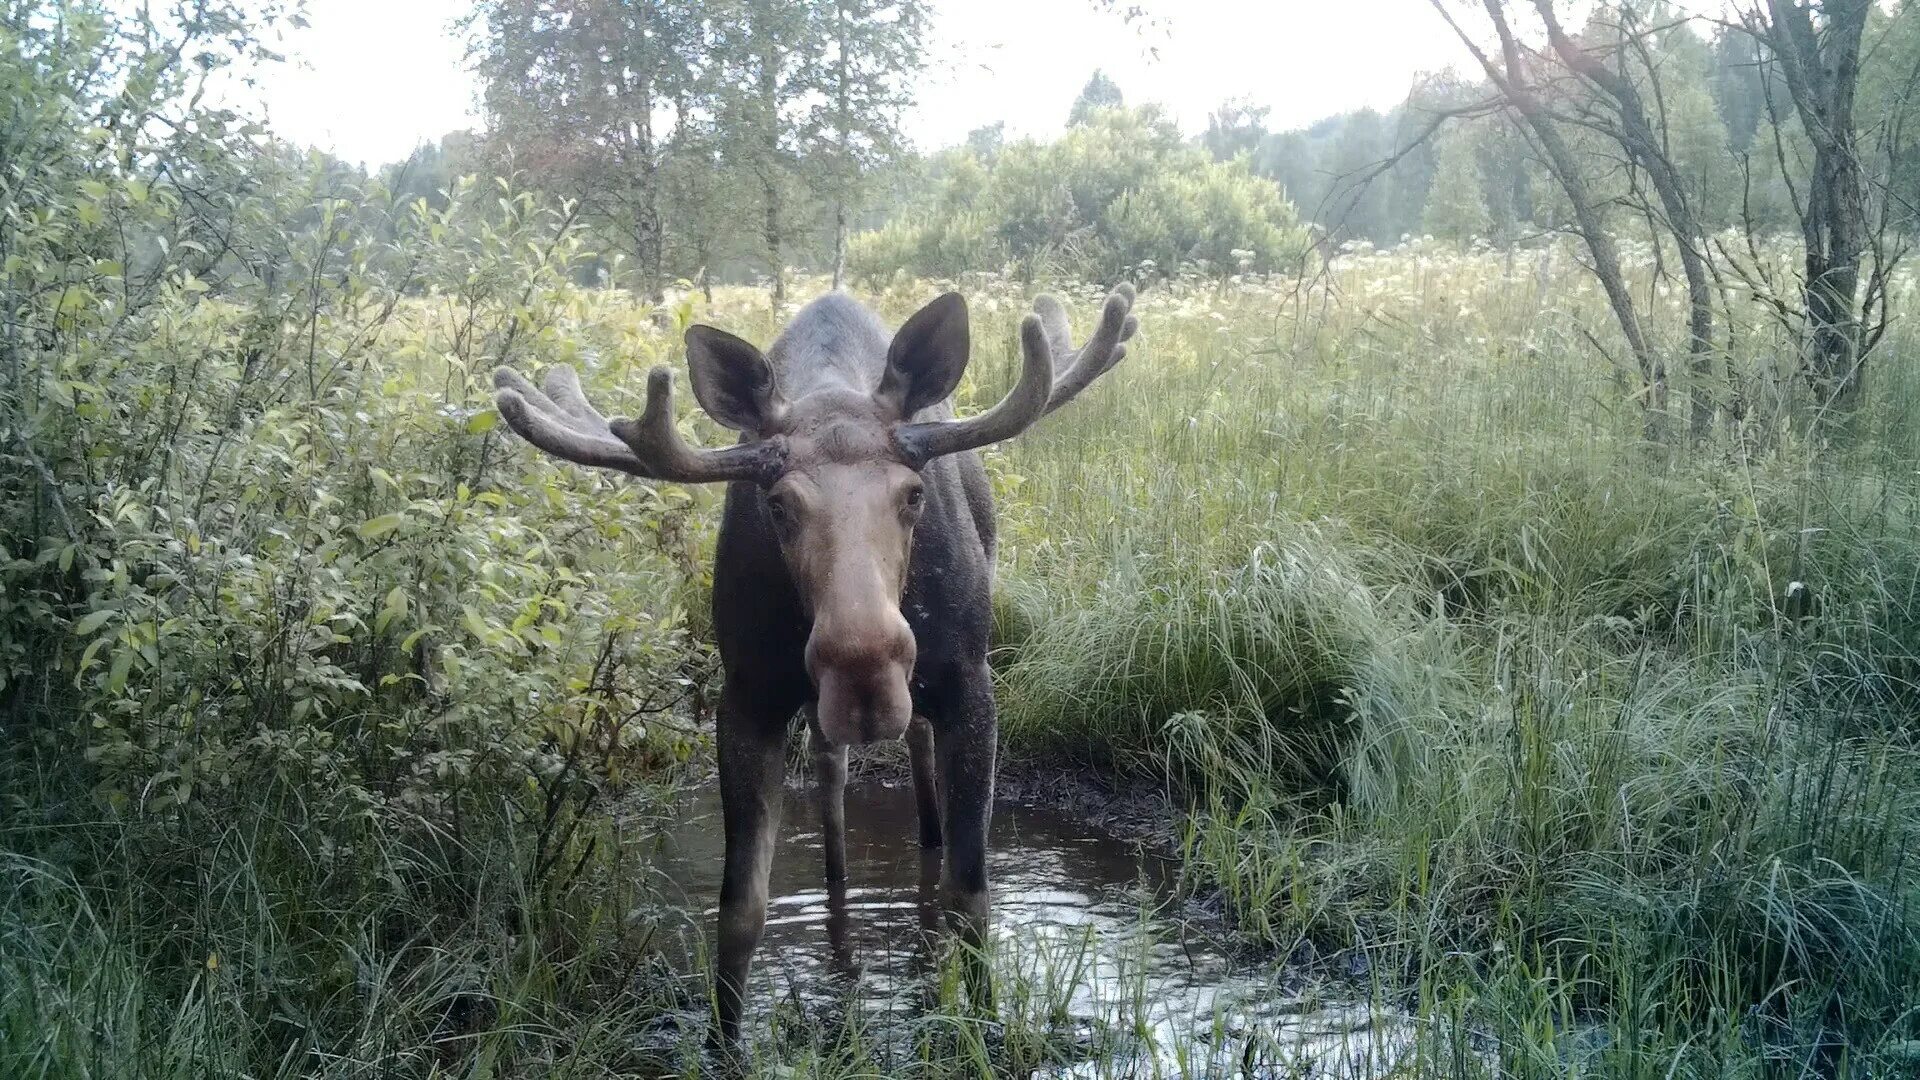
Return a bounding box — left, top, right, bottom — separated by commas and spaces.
380, 4, 1920, 275
362, 0, 1919, 413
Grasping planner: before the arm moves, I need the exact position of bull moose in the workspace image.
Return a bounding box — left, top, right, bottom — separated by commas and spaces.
492, 283, 1138, 1042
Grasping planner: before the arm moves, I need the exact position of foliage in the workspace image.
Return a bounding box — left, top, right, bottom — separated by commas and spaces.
7, 1, 1920, 1077
1, 6, 715, 1074
466, 0, 932, 300
848, 106, 1311, 285
979, 242, 1920, 1071
1067, 68, 1125, 127
1241, 4, 1917, 255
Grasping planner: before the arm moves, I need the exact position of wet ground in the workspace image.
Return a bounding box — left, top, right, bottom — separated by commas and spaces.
641, 778, 1417, 1076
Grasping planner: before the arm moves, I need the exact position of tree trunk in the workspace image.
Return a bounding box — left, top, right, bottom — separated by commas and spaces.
765, 172, 785, 309
831, 0, 851, 291
1438, 0, 1667, 437
638, 155, 664, 305
597, 0, 663, 305
832, 200, 847, 290
631, 171, 664, 305
1759, 0, 1871, 407
757, 13, 785, 310
1533, 2, 1716, 438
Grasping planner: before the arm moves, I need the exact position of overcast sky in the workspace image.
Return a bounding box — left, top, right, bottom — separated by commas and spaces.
252, 0, 1479, 169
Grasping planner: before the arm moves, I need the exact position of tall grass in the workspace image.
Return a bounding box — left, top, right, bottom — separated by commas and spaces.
967, 244, 1920, 1072
9, 238, 1919, 1076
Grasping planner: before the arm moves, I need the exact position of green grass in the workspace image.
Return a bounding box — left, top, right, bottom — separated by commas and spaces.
8, 242, 1920, 1076
975, 246, 1920, 1074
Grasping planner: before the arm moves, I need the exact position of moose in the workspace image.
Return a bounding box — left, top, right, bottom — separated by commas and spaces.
493, 283, 1138, 1041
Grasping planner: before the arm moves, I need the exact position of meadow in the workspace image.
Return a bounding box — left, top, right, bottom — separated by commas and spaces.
7, 199, 1920, 1076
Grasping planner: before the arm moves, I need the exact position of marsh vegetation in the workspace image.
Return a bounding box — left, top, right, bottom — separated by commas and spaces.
5, 1, 1920, 1077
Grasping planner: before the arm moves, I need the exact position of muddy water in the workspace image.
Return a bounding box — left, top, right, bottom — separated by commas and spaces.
645, 778, 1416, 1076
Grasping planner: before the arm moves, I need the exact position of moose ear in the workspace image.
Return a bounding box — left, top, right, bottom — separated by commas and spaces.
877, 292, 971, 418
685, 325, 785, 433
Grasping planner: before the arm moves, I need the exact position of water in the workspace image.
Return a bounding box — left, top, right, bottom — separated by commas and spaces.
643, 778, 1418, 1076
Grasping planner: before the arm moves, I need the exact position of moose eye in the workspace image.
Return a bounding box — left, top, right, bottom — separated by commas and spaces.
903, 486, 925, 512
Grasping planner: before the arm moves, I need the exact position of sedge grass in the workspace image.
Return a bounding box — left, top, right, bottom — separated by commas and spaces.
9, 241, 1920, 1076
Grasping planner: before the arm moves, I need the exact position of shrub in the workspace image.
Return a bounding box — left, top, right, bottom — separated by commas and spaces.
848, 107, 1311, 286
0, 13, 710, 1070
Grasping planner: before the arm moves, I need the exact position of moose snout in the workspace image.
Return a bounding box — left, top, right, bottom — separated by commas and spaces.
805, 613, 916, 745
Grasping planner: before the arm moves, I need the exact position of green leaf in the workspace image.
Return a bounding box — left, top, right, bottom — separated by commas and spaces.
375, 587, 409, 635
76, 636, 110, 679
107, 650, 133, 695
72, 608, 116, 636
466, 410, 499, 434
356, 512, 407, 540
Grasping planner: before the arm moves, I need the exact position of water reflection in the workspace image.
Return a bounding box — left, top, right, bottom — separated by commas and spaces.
646, 780, 1417, 1076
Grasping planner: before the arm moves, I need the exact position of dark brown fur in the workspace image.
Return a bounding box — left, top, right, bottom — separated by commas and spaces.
491, 286, 1137, 1044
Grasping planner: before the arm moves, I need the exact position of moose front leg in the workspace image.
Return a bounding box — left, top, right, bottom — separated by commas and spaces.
908, 715, 942, 849
807, 713, 849, 883
932, 667, 997, 1009
712, 687, 791, 1048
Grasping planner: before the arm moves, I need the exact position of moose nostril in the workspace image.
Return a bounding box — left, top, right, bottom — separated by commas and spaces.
804, 609, 916, 745
812, 664, 912, 745
805, 615, 916, 681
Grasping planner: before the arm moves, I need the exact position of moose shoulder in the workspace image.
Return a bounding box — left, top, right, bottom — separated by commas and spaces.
493, 285, 1138, 1043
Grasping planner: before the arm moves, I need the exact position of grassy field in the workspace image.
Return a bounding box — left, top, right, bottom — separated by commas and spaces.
979, 247, 1920, 1074
7, 237, 1920, 1077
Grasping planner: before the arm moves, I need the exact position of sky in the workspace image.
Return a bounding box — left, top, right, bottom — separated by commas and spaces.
251, 0, 1479, 170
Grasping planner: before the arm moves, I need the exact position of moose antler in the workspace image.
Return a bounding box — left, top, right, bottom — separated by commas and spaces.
1032, 283, 1138, 416
494, 365, 783, 484
893, 283, 1137, 464
894, 311, 1058, 464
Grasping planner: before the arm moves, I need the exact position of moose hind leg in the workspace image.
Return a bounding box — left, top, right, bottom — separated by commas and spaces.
908, 715, 942, 849
808, 714, 849, 883
712, 688, 790, 1047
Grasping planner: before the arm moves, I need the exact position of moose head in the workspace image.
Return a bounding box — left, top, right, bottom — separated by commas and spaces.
493, 287, 1136, 746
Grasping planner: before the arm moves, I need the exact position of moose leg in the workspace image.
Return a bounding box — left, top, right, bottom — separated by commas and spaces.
808, 714, 849, 883
932, 667, 997, 1009
712, 688, 790, 1046
908, 715, 943, 849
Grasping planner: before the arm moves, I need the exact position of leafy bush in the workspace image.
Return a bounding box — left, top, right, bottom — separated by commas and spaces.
0, 9, 716, 1072
848, 107, 1311, 285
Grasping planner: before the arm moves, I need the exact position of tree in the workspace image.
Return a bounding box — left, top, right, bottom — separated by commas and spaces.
467, 0, 697, 302
1381, 97, 1445, 241
1430, 0, 1668, 433
847, 106, 1309, 284
1858, 0, 1920, 243
1424, 124, 1494, 242
380, 132, 478, 216
964, 122, 1007, 161
1532, 1, 1723, 437
1712, 23, 1771, 153
1323, 108, 1392, 242
1068, 69, 1125, 126
660, 119, 742, 301
808, 0, 933, 288
1741, 0, 1881, 406
1202, 99, 1270, 162
711, 0, 818, 308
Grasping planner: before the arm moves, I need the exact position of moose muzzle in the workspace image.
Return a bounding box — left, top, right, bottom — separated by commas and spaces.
805, 611, 916, 745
